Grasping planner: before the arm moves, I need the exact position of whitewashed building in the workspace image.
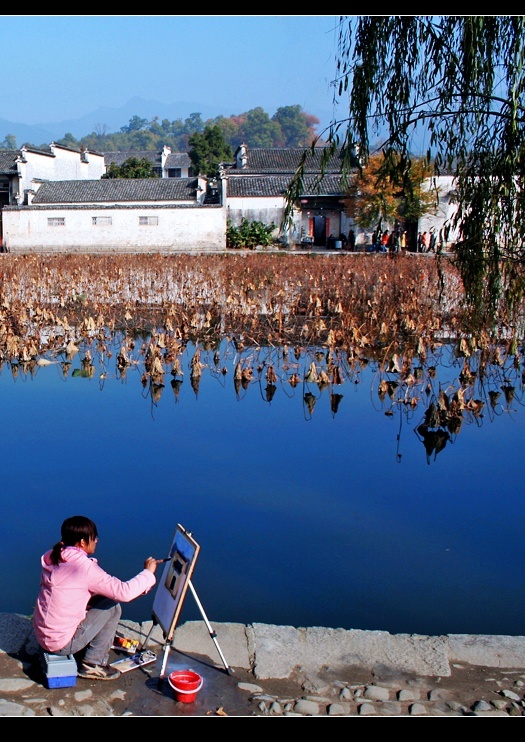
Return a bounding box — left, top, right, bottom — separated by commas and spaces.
0, 142, 106, 208
2, 177, 226, 253
0, 141, 459, 254
223, 144, 354, 247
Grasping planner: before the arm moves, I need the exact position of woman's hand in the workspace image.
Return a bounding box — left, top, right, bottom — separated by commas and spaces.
144, 557, 160, 573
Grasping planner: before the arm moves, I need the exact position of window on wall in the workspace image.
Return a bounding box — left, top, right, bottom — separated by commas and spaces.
139, 216, 159, 226
47, 217, 65, 227
92, 216, 112, 226
167, 168, 181, 178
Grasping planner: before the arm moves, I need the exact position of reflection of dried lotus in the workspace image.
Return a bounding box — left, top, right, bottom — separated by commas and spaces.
466, 398, 484, 415
265, 384, 277, 402
171, 378, 183, 399
330, 393, 343, 414
423, 402, 442, 429
331, 366, 343, 385
266, 365, 278, 384
151, 382, 164, 404
304, 362, 318, 383
304, 391, 316, 415
317, 370, 330, 391
447, 415, 463, 435
288, 373, 301, 387
171, 357, 183, 377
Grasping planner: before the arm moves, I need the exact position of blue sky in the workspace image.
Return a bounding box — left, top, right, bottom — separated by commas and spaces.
0, 15, 341, 134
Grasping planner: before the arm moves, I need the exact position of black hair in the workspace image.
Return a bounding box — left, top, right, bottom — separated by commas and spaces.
50, 515, 98, 565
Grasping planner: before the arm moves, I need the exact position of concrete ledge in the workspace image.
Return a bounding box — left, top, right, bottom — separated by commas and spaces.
250, 624, 452, 679
2, 613, 524, 682
446, 634, 525, 668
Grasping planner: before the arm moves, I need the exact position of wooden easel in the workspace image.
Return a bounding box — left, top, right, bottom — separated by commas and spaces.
140, 524, 233, 682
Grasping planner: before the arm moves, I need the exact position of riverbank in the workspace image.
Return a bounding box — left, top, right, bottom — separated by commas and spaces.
1, 613, 525, 716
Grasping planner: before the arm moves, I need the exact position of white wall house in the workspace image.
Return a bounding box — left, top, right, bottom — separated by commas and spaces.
0, 142, 460, 254
13, 143, 106, 205
418, 175, 460, 244
222, 145, 351, 247
2, 177, 226, 253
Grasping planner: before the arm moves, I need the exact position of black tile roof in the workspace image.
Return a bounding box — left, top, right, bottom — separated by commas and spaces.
103, 151, 191, 169
0, 151, 18, 175
226, 174, 344, 198
229, 146, 350, 173
165, 153, 191, 168
31, 178, 200, 204
104, 151, 162, 167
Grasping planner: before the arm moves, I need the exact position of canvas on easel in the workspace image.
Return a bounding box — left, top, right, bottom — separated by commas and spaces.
152, 524, 200, 640
144, 524, 232, 680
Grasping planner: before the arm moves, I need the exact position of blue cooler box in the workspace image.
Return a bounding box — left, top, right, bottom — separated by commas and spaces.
42, 653, 77, 688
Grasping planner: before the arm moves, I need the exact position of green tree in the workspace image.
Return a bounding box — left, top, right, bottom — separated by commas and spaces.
188, 125, 233, 178
56, 132, 80, 148
0, 134, 17, 150
295, 16, 525, 326
184, 112, 205, 135
238, 107, 281, 148
272, 105, 313, 147
210, 115, 241, 149
120, 115, 149, 134
102, 157, 157, 179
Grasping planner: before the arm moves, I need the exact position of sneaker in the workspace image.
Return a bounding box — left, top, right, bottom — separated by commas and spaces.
78, 662, 120, 681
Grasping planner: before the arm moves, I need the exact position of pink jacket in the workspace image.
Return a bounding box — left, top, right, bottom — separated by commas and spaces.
33, 546, 156, 652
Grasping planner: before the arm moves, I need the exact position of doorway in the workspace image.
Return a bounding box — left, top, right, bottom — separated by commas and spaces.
313, 216, 327, 246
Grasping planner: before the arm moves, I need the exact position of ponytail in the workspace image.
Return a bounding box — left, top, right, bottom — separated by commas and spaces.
50, 540, 65, 566
49, 516, 98, 565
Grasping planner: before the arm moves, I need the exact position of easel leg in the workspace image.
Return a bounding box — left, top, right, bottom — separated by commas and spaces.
158, 642, 171, 685
188, 579, 234, 675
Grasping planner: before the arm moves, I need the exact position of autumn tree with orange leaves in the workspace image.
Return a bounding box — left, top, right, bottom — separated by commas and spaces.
342, 153, 437, 236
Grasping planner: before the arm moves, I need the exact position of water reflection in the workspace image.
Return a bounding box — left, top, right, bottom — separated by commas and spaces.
8, 330, 525, 464
3, 331, 525, 636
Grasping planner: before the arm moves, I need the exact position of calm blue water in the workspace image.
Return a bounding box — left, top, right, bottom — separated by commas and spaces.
3, 336, 525, 636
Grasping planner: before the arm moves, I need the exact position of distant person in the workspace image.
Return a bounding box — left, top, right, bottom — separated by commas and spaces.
348, 229, 356, 251
327, 234, 336, 249
33, 515, 161, 681
391, 229, 400, 253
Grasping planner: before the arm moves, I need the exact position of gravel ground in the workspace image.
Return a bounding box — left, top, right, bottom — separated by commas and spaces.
1, 646, 524, 717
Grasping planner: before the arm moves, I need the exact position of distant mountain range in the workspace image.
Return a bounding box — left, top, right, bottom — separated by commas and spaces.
0, 96, 333, 148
